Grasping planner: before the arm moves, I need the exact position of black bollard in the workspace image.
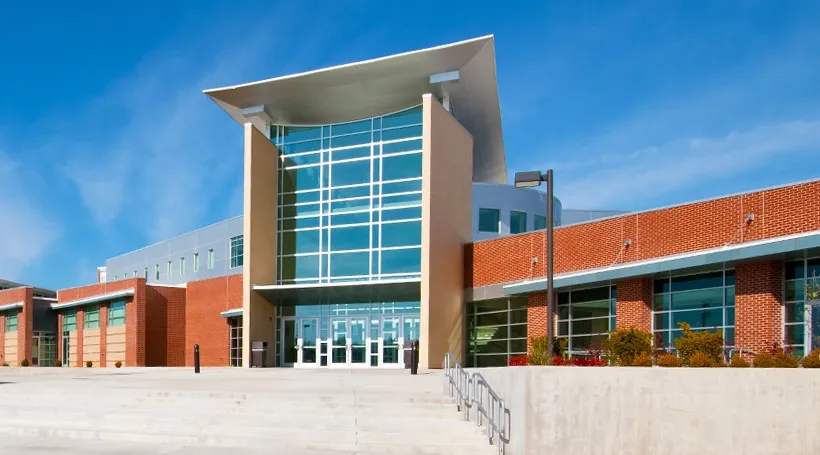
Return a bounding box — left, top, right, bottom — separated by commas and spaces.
194, 344, 200, 374
410, 340, 419, 375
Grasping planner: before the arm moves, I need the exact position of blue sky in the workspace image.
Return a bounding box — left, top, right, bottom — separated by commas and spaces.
1, 1, 819, 289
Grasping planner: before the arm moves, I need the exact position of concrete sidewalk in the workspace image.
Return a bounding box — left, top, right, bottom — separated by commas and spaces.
0, 368, 493, 454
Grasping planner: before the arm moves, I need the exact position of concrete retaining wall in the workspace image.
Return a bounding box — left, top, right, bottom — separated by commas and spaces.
470, 366, 820, 455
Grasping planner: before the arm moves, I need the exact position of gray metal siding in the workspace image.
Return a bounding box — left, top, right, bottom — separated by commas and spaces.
32, 298, 57, 332
106, 217, 244, 286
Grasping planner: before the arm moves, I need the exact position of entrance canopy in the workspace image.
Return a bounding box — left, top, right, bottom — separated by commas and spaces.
254, 279, 421, 306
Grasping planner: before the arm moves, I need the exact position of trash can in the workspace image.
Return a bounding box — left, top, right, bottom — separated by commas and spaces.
403, 340, 414, 369
251, 341, 268, 368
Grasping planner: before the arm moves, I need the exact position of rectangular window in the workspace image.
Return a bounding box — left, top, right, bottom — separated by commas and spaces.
133, 270, 137, 278
208, 249, 215, 269
5, 313, 18, 332
557, 286, 616, 355
154, 264, 160, 281
108, 301, 126, 327
167, 261, 172, 278
143, 267, 148, 279
478, 208, 500, 233
180, 257, 185, 275
63, 311, 77, 331
534, 215, 547, 231
84, 305, 100, 329
230, 236, 244, 268
193, 253, 199, 272
466, 296, 528, 368
230, 318, 243, 367
510, 210, 527, 234
784, 258, 820, 357
653, 269, 735, 350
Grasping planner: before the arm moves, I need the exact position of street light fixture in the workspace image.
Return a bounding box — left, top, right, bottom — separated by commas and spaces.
514, 169, 555, 362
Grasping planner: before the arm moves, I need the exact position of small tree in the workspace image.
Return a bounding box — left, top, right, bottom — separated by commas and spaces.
728, 354, 750, 368
528, 336, 567, 365
20, 359, 30, 367
674, 323, 724, 366
602, 328, 653, 366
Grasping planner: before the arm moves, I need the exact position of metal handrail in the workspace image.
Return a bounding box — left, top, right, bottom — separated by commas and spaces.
443, 352, 508, 454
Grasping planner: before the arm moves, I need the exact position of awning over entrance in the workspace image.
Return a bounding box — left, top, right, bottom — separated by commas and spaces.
253, 278, 421, 305
502, 230, 820, 296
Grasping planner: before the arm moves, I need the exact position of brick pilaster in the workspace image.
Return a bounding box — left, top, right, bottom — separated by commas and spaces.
616, 278, 653, 332
526, 291, 557, 347
736, 260, 783, 356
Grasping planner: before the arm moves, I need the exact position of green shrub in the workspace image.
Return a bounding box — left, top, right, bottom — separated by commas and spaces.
85, 361, 93, 368
115, 361, 122, 368
630, 352, 653, 367
674, 323, 723, 366
20, 359, 30, 367
801, 349, 820, 368
528, 336, 567, 365
753, 351, 775, 368
688, 351, 716, 368
54, 359, 62, 367
773, 352, 799, 368
602, 328, 653, 366
728, 354, 750, 368
657, 353, 682, 367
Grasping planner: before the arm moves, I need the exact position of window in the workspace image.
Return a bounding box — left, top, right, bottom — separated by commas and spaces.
230, 318, 243, 367
5, 313, 17, 332
63, 311, 77, 331
144, 267, 148, 279
193, 253, 199, 272
133, 270, 137, 278
478, 208, 500, 233
230, 236, 244, 268
466, 296, 528, 367
557, 286, 616, 355
84, 305, 100, 329
208, 249, 215, 269
154, 264, 160, 281
109, 301, 126, 327
534, 215, 547, 231
113, 275, 118, 281
510, 210, 527, 234
653, 269, 735, 350
167, 261, 172, 278
180, 257, 185, 275
784, 258, 820, 357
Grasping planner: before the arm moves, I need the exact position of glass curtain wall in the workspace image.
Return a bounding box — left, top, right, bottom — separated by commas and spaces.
272, 105, 423, 285
653, 269, 735, 350
557, 286, 616, 355
785, 258, 820, 356
466, 297, 528, 367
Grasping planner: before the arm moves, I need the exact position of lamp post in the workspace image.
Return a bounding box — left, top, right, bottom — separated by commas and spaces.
514, 169, 555, 362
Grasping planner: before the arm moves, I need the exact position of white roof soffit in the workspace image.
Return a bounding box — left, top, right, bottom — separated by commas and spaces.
204, 35, 507, 183
0, 301, 23, 312
51, 289, 135, 310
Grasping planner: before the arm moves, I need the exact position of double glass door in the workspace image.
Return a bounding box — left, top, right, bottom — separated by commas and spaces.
282, 318, 318, 367
281, 315, 420, 368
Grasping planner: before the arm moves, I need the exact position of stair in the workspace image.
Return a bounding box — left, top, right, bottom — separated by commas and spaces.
0, 367, 495, 454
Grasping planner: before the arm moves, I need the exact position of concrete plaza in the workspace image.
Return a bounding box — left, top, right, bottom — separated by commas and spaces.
0, 367, 493, 455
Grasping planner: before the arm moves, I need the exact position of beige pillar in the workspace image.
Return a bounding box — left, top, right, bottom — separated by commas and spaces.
420, 94, 474, 369
242, 123, 279, 367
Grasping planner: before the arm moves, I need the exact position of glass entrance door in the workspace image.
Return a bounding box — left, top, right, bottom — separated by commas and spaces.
300, 318, 318, 365
62, 331, 70, 367
349, 318, 367, 366
330, 318, 348, 366
381, 316, 400, 366
283, 319, 298, 366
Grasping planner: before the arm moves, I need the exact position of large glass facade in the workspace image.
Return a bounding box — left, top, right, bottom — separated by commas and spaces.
272, 105, 423, 285
784, 258, 820, 356
466, 297, 528, 367
653, 269, 735, 349
557, 285, 616, 355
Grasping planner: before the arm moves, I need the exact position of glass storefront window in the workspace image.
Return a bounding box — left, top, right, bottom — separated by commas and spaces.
653, 269, 734, 349
478, 208, 500, 233
557, 285, 616, 355
466, 296, 528, 367
784, 258, 820, 356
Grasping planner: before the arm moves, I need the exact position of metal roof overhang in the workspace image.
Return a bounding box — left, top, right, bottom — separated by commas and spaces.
220, 308, 243, 318
0, 302, 23, 312
253, 279, 421, 305
203, 35, 506, 183
503, 231, 820, 296
51, 289, 135, 310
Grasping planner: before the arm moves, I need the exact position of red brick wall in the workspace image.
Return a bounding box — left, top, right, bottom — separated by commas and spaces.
185, 275, 243, 367
735, 261, 783, 355
0, 287, 32, 365
144, 285, 187, 367
57, 279, 147, 367
616, 278, 653, 332
466, 180, 820, 288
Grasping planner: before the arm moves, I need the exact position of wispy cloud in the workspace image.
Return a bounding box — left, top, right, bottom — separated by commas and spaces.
0, 151, 60, 279
555, 120, 820, 209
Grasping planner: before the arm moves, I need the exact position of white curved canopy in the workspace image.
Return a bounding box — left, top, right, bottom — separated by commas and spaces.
204, 35, 507, 183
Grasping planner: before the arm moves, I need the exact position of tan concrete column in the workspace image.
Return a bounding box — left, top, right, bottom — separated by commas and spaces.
242, 123, 279, 367
420, 94, 474, 368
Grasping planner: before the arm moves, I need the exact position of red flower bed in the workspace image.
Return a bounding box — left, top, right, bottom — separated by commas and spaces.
508, 355, 528, 366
